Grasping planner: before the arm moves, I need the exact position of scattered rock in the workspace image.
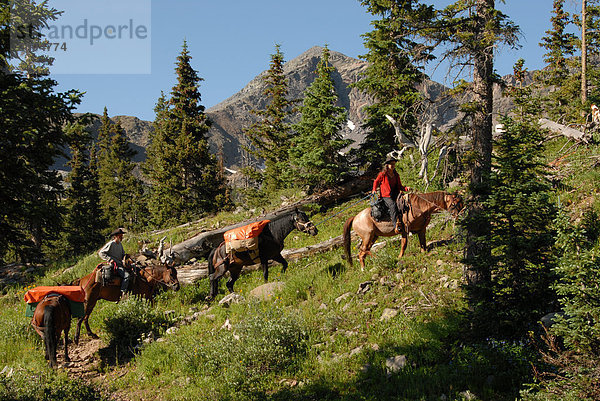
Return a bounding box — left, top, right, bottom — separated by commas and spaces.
436, 259, 444, 267
166, 327, 179, 335
349, 346, 363, 357
385, 355, 407, 374
357, 281, 372, 295
380, 308, 398, 321
370, 343, 380, 351
335, 292, 352, 304
318, 303, 328, 310
220, 318, 232, 331
249, 282, 285, 300
219, 293, 245, 307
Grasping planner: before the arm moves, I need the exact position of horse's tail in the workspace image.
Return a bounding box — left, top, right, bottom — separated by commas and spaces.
42, 299, 58, 367
343, 216, 355, 267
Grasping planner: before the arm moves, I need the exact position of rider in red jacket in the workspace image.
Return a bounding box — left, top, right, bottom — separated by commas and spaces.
372, 158, 411, 234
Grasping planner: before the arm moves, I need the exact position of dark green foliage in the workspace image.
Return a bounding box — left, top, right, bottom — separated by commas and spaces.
0, 0, 61, 76
144, 42, 228, 227
0, 72, 80, 263
553, 207, 600, 354
289, 47, 351, 192
355, 0, 434, 167
537, 0, 579, 122
102, 297, 173, 356
96, 108, 145, 231
178, 306, 308, 395
243, 44, 295, 191
0, 370, 107, 401
56, 119, 105, 257
466, 114, 558, 338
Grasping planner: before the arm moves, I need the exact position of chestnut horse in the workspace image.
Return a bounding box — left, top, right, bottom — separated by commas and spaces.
343, 191, 463, 270
74, 262, 180, 344
207, 209, 318, 299
31, 294, 71, 368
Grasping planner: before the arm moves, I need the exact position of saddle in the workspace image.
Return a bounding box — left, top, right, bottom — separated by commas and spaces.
370, 197, 388, 222
370, 194, 411, 223
95, 262, 137, 289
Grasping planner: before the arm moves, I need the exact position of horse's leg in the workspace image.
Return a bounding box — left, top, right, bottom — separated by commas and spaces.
261, 256, 270, 282
226, 265, 242, 293
209, 260, 229, 299
358, 233, 377, 271
82, 296, 100, 340
273, 253, 288, 274
398, 233, 408, 258
64, 318, 71, 362
417, 229, 427, 253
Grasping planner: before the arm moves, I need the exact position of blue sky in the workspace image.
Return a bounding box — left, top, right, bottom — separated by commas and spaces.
46, 0, 559, 121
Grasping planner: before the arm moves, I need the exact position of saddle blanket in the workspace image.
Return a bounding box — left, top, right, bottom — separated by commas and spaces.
224, 220, 270, 254
24, 286, 85, 318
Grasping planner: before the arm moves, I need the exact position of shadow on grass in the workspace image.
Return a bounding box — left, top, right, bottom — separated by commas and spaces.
253, 311, 534, 401
325, 263, 346, 278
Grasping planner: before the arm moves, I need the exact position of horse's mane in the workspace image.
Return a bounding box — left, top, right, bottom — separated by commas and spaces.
264, 211, 297, 244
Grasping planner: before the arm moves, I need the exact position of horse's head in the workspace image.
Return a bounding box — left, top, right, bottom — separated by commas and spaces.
293, 209, 318, 236
144, 264, 180, 292
446, 193, 464, 218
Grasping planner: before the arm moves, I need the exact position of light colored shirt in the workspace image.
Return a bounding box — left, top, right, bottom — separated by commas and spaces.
98, 239, 125, 267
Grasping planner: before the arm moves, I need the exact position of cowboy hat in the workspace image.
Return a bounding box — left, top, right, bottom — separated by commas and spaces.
384, 157, 397, 165
109, 228, 127, 237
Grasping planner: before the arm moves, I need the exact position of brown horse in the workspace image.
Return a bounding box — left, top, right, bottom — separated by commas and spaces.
31, 294, 71, 368
74, 262, 180, 344
207, 209, 318, 299
343, 191, 463, 270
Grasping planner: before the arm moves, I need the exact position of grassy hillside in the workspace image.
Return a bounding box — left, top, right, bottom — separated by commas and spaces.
0, 137, 598, 401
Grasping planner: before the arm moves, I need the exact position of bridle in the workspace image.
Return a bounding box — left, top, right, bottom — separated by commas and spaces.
139, 265, 179, 290
294, 217, 316, 233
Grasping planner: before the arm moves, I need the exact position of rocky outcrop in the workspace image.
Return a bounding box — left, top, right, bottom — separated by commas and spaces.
56, 46, 524, 172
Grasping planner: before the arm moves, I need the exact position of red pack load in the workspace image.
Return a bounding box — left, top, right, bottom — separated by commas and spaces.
24, 286, 86, 318
224, 220, 270, 254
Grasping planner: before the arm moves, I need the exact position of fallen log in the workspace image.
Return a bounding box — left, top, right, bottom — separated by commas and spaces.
176, 233, 358, 284
539, 118, 588, 142
171, 176, 373, 264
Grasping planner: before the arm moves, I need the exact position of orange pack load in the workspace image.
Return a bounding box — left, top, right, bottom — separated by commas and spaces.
24, 286, 86, 318
224, 220, 270, 254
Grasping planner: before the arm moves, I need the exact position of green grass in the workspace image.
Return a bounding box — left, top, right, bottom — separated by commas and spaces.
2, 136, 599, 400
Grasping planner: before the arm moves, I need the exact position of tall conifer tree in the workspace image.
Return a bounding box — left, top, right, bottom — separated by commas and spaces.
355, 0, 434, 167
144, 42, 226, 227
96, 110, 143, 230
243, 44, 295, 191
289, 46, 351, 192
0, 0, 81, 262
59, 120, 105, 257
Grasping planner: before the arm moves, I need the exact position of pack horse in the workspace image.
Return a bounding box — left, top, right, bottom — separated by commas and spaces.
208, 208, 318, 299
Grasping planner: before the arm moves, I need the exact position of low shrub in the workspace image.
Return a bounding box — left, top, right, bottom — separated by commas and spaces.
0, 369, 107, 401
102, 297, 174, 355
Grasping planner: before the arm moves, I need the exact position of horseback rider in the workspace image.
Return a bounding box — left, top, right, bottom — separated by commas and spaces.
372, 158, 411, 234
98, 228, 131, 299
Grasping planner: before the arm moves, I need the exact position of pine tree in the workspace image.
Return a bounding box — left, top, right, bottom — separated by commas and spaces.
1, 1, 81, 262
96, 110, 144, 230
243, 44, 295, 191
427, 0, 519, 289
144, 42, 227, 227
355, 0, 435, 167
469, 60, 557, 338
289, 46, 351, 192
58, 120, 105, 257
538, 0, 597, 122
